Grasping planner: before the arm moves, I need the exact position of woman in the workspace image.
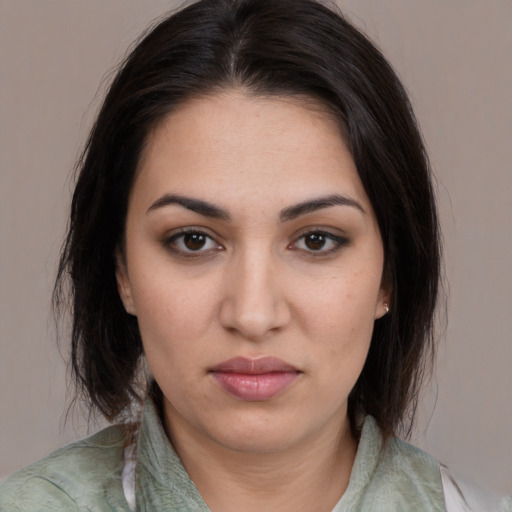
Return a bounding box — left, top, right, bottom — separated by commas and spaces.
1, 0, 509, 510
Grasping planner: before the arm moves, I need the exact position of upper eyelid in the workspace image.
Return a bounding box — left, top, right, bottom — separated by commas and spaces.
164, 226, 219, 241
295, 231, 348, 244
169, 230, 215, 241
291, 226, 349, 241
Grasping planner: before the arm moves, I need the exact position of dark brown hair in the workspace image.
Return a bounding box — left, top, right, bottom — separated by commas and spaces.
55, 0, 441, 440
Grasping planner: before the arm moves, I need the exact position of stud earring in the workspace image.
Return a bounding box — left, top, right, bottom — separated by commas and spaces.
384, 303, 390, 314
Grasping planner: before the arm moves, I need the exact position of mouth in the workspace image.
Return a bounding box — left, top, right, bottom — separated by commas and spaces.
209, 357, 301, 401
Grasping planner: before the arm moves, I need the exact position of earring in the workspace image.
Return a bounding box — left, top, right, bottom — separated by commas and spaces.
384, 303, 390, 314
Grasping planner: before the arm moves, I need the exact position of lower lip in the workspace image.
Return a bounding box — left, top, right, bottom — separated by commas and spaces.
211, 371, 299, 401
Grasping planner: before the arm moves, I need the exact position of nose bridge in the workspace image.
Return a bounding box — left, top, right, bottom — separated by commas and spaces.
220, 242, 289, 339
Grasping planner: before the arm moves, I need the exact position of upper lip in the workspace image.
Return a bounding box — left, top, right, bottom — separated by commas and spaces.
209, 357, 299, 374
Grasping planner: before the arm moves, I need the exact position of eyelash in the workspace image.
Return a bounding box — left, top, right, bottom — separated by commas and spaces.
163, 228, 223, 258
163, 228, 348, 258
289, 230, 349, 256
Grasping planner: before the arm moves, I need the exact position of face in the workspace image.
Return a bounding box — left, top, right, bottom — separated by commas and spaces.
117, 91, 388, 455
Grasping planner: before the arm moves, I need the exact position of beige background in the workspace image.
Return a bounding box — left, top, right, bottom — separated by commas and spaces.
1, 0, 511, 495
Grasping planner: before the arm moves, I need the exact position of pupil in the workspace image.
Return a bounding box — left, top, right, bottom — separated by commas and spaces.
305, 233, 325, 250
184, 233, 206, 250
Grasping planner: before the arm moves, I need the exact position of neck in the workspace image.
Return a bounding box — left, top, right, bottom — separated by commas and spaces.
164, 408, 358, 512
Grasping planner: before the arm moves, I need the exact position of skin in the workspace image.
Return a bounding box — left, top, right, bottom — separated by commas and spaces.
116, 90, 389, 512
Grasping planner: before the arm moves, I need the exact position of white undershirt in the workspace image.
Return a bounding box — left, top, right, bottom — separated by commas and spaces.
122, 444, 137, 512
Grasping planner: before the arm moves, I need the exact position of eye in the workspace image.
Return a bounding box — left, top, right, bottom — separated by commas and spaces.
165, 229, 222, 255
291, 230, 348, 254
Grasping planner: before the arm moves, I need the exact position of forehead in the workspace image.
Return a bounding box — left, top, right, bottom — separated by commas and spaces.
133, 90, 370, 213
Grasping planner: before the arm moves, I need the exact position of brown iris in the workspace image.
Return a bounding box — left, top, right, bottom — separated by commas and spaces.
304, 233, 327, 250
183, 232, 207, 250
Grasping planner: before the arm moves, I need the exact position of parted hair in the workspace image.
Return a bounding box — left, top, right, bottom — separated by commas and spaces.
55, 0, 441, 440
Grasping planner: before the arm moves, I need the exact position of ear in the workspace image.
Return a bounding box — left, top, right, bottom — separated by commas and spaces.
375, 281, 392, 320
115, 252, 137, 316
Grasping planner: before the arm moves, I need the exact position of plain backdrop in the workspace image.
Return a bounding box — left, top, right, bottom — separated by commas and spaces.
1, 0, 511, 496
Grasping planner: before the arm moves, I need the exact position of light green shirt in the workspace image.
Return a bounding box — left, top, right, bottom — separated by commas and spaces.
1, 400, 506, 511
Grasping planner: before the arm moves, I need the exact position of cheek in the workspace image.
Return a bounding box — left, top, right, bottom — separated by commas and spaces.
295, 269, 381, 331
130, 267, 221, 366
293, 268, 380, 371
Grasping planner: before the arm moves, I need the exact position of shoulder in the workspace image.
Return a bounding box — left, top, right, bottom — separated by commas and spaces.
440, 464, 512, 512
0, 425, 130, 512
376, 434, 509, 512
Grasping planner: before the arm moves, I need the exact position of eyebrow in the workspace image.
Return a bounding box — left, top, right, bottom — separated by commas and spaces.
146, 194, 231, 220
279, 194, 365, 222
146, 193, 364, 222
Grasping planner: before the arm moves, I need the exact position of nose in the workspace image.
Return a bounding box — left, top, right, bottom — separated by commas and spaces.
219, 248, 291, 340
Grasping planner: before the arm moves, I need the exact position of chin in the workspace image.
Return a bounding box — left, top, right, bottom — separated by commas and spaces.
214, 429, 300, 454
203, 409, 311, 454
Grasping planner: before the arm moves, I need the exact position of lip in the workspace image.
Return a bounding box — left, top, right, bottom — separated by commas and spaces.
209, 357, 300, 401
